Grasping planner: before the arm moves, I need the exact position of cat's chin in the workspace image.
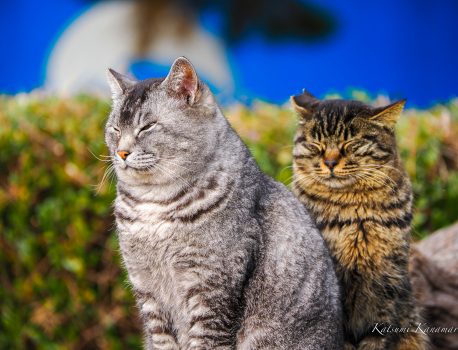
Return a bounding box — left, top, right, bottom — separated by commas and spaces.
319, 176, 356, 189
115, 166, 178, 187
115, 166, 155, 184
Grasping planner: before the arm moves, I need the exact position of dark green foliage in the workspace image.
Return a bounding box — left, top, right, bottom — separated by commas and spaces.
1, 95, 457, 347
0, 96, 141, 349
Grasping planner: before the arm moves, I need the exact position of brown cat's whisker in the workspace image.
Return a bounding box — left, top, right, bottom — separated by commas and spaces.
360, 168, 398, 190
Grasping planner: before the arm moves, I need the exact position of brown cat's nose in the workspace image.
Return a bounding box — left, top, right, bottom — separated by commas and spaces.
324, 159, 338, 170
323, 149, 340, 171
117, 150, 130, 160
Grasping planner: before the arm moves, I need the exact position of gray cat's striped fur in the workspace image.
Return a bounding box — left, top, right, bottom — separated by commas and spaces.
105, 57, 342, 349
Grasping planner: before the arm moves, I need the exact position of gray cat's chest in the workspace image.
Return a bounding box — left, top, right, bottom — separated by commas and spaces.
114, 199, 181, 290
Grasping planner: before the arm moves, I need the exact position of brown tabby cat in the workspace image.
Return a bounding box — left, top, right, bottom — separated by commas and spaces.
291, 91, 428, 350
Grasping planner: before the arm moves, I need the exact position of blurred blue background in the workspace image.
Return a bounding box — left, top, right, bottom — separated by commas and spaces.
1, 0, 457, 107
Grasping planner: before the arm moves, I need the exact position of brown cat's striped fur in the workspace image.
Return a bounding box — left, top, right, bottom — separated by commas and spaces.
291, 91, 428, 350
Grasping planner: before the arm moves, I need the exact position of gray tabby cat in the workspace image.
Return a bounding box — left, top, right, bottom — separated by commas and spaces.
105, 57, 342, 350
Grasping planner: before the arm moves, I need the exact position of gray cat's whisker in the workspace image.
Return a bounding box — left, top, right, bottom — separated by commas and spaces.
96, 164, 116, 194
152, 162, 193, 190
157, 156, 205, 165
159, 159, 199, 172
88, 148, 114, 163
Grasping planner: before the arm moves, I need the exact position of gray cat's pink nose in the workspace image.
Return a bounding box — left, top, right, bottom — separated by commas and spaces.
117, 150, 130, 160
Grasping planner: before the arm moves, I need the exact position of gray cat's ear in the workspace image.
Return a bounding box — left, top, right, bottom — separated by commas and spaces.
106, 69, 136, 100
369, 99, 406, 128
290, 89, 318, 120
162, 57, 199, 105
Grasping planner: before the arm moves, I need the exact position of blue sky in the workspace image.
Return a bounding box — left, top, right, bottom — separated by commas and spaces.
1, 0, 457, 107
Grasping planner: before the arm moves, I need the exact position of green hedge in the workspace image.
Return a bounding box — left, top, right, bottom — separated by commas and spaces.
1, 95, 457, 348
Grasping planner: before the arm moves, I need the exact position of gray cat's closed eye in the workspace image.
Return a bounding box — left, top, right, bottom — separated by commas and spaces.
137, 123, 157, 135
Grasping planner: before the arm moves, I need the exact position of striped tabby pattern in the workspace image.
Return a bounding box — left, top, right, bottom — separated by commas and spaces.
291, 91, 428, 350
105, 58, 343, 349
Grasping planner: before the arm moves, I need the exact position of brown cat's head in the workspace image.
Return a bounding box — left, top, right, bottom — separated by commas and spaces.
291, 90, 406, 190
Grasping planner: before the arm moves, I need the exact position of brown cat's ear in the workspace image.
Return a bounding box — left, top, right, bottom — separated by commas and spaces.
369, 99, 406, 128
290, 89, 318, 120
162, 56, 200, 105
106, 69, 136, 100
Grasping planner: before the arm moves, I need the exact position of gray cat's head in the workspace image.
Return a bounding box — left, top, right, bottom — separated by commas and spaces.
105, 57, 221, 186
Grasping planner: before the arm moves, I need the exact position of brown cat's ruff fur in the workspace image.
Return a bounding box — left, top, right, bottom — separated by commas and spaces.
291, 92, 428, 349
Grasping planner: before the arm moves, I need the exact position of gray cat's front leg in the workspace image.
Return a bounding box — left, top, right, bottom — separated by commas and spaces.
181, 287, 235, 349
136, 291, 179, 350
183, 307, 235, 349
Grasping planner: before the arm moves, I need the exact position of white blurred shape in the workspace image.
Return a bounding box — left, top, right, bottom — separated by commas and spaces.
45, 1, 233, 95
